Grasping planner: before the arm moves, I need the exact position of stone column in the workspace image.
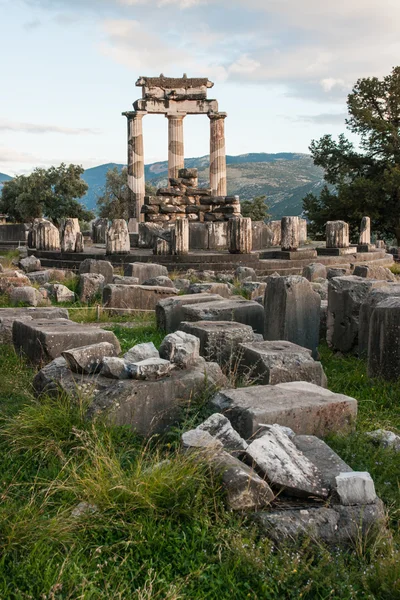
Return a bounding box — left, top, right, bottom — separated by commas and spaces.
326, 221, 349, 248
36, 221, 60, 251
167, 114, 185, 180
229, 216, 252, 254
281, 216, 300, 251
172, 218, 189, 255
125, 111, 146, 233
106, 219, 130, 254
359, 217, 371, 245
209, 112, 227, 196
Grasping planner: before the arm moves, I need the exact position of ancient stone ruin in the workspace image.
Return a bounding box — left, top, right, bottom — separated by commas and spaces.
123, 75, 228, 232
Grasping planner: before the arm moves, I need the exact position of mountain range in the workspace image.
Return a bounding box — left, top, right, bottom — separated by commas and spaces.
0, 153, 325, 219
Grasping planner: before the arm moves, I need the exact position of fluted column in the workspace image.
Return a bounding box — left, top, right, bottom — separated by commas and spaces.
167, 114, 185, 180
209, 112, 227, 196
125, 111, 146, 232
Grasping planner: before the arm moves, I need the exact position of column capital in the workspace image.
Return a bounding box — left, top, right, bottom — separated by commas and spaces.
165, 113, 187, 120
122, 110, 147, 119
208, 111, 227, 120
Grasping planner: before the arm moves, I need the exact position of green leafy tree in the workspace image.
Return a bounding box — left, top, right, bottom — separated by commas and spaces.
303, 66, 400, 243
0, 163, 92, 225
241, 195, 270, 222
97, 167, 157, 219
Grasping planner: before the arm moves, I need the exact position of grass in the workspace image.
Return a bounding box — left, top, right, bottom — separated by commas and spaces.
390, 263, 400, 275
0, 337, 399, 598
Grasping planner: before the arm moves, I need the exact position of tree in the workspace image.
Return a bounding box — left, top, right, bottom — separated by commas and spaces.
97, 167, 157, 220
303, 66, 400, 243
0, 163, 93, 224
241, 195, 270, 221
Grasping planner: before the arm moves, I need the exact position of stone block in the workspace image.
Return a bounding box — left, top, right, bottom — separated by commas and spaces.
60, 218, 81, 252
211, 381, 357, 439
207, 222, 228, 250
181, 297, 266, 336
293, 435, 353, 490
0, 307, 69, 344
327, 267, 348, 279
335, 472, 376, 505
359, 216, 371, 245
156, 294, 224, 333
124, 262, 168, 283
237, 340, 327, 387
159, 330, 200, 367
100, 357, 130, 379
27, 270, 54, 285
19, 255, 41, 273
326, 220, 349, 248
171, 218, 189, 255
103, 284, 177, 311
142, 275, 175, 288
10, 286, 43, 307
366, 429, 400, 452
246, 425, 328, 498
112, 276, 140, 285
36, 221, 60, 251
182, 429, 223, 450
79, 259, 114, 285
87, 359, 226, 436
228, 217, 252, 254
196, 413, 248, 453
367, 296, 400, 379
281, 216, 299, 251
79, 273, 105, 303
264, 275, 320, 357
106, 219, 130, 254
358, 284, 400, 355
188, 282, 232, 298
13, 318, 120, 365
33, 356, 115, 398
302, 263, 327, 282
62, 342, 118, 374
235, 266, 256, 282
46, 283, 75, 303
353, 264, 396, 281
123, 342, 159, 364
327, 276, 388, 353
128, 357, 172, 380
180, 320, 256, 362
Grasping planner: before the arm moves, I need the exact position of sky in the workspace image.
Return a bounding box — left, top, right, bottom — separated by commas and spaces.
0, 0, 399, 176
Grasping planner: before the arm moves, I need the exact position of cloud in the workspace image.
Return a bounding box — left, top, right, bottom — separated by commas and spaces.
23, 19, 42, 30
292, 113, 347, 125
0, 120, 100, 135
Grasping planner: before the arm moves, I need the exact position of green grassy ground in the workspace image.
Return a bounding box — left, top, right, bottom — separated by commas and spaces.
0, 328, 399, 599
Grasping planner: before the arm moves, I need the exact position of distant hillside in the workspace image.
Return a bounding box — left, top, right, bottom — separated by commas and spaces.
81, 153, 324, 218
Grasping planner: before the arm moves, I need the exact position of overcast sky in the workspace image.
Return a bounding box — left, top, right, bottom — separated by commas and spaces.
0, 0, 398, 175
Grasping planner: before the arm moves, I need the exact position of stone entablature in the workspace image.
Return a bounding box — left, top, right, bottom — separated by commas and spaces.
136, 75, 213, 101
142, 168, 240, 225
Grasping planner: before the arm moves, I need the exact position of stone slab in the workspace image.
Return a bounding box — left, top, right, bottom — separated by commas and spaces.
123, 262, 168, 283
317, 247, 358, 256
180, 320, 256, 362
211, 381, 357, 439
156, 294, 224, 332
13, 318, 121, 365
293, 435, 353, 490
103, 284, 177, 311
0, 307, 69, 344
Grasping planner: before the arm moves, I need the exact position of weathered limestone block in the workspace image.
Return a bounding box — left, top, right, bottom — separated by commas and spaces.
13, 318, 120, 365
353, 264, 396, 281
153, 238, 170, 255
180, 320, 256, 363
27, 269, 66, 285
33, 356, 115, 398
366, 429, 400, 451
281, 216, 300, 251
124, 262, 168, 283
46, 283, 75, 303
235, 266, 256, 282
86, 359, 226, 436
327, 267, 348, 279
246, 425, 328, 498
75, 232, 84, 253
211, 381, 357, 439
237, 340, 327, 387
138, 222, 166, 248
336, 472, 376, 506
19, 255, 41, 273
228, 217, 252, 254
182, 429, 223, 450
293, 435, 353, 490
171, 218, 189, 255
103, 284, 177, 311
100, 357, 130, 380
368, 296, 400, 379
79, 258, 114, 285
106, 219, 130, 254
181, 297, 266, 336
10, 286, 44, 307
0, 307, 69, 344
36, 221, 60, 251
196, 413, 248, 453
156, 294, 224, 333
159, 330, 200, 367
264, 275, 321, 358
302, 263, 327, 282
128, 357, 172, 380
113, 276, 140, 286
242, 281, 267, 300
326, 221, 349, 248
299, 218, 307, 244
60, 218, 81, 252
207, 222, 228, 250
79, 273, 105, 303
124, 342, 159, 364
327, 276, 388, 353
142, 275, 175, 288
62, 342, 118, 374
28, 218, 47, 248
359, 217, 371, 245
188, 282, 231, 298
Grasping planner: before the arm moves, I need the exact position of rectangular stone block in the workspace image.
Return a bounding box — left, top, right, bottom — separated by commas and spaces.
123, 262, 168, 283
13, 318, 121, 365
181, 298, 266, 336
211, 381, 357, 439
180, 320, 256, 361
103, 284, 177, 311
156, 294, 225, 332
0, 307, 69, 344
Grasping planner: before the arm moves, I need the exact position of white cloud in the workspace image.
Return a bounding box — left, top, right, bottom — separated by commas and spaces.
0, 120, 100, 135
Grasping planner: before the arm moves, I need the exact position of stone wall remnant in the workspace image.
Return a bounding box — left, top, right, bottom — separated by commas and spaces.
106, 219, 130, 254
